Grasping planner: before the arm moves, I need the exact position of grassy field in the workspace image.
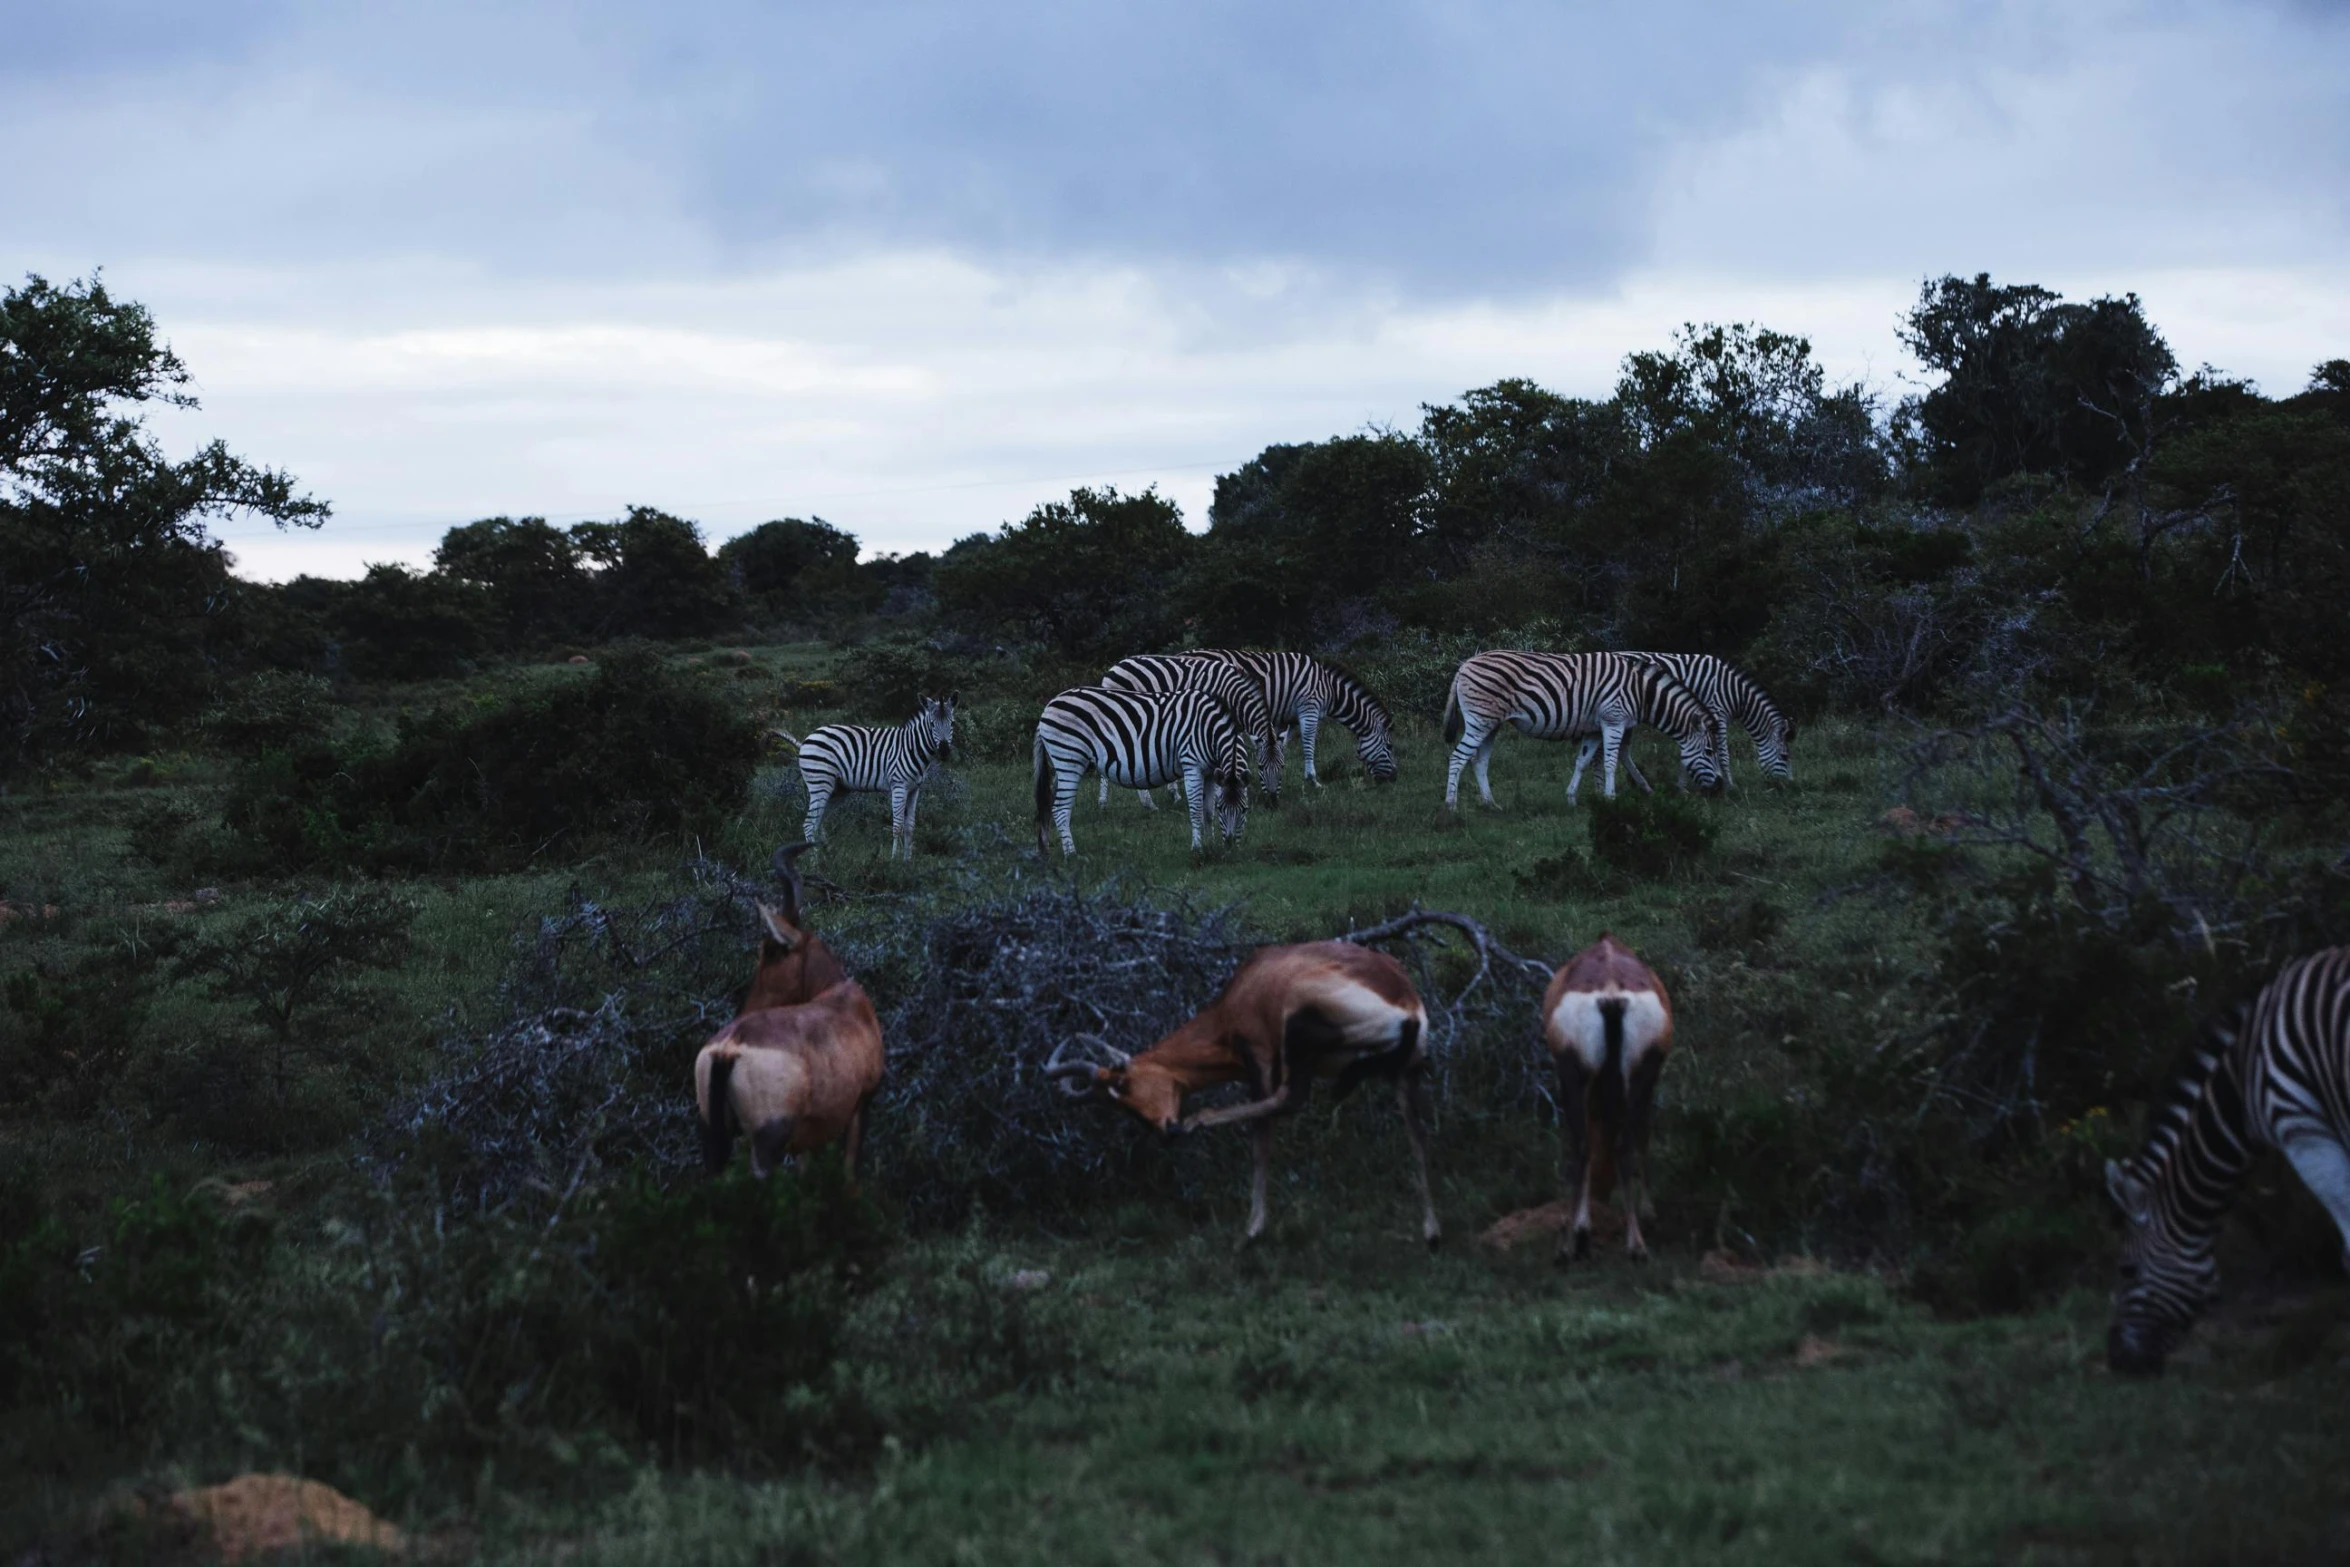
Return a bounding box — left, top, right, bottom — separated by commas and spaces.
5, 645, 2347, 1565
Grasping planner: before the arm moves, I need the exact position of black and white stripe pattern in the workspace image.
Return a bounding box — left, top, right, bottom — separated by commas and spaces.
1191, 650, 1396, 786
784, 695, 955, 860
1033, 686, 1250, 854
1442, 651, 1723, 809
1623, 652, 1795, 785
2107, 946, 2350, 1373
1100, 653, 1284, 804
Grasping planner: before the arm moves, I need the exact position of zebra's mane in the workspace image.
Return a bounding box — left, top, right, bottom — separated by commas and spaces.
2128, 1009, 2248, 1182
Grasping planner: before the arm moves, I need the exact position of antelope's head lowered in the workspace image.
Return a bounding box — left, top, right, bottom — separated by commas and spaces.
741, 843, 850, 1013
1045, 1033, 1189, 1134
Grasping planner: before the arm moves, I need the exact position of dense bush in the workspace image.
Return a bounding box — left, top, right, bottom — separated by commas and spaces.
213, 647, 762, 871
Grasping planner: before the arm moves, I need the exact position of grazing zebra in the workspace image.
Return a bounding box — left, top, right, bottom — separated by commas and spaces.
1442, 651, 1722, 810
1191, 650, 1397, 787
2106, 946, 2350, 1374
775, 694, 955, 859
1621, 652, 1795, 786
1100, 653, 1285, 806
1033, 686, 1250, 855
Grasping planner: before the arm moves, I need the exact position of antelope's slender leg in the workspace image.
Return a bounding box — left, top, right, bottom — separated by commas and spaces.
842, 1099, 868, 1192
1246, 1120, 1274, 1243
1183, 1081, 1298, 1130
1555, 1057, 1592, 1262
1398, 1069, 1441, 1248
1622, 1049, 1666, 1259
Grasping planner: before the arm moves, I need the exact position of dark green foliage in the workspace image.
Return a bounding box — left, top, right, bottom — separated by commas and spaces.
574, 506, 741, 639
1898, 274, 2176, 503
720, 516, 866, 621
433, 514, 594, 646
934, 486, 1191, 657
1584, 789, 1718, 879
329, 563, 493, 680
220, 647, 762, 870
1, 274, 326, 767
1694, 895, 1784, 952
0, 941, 158, 1117
200, 670, 338, 756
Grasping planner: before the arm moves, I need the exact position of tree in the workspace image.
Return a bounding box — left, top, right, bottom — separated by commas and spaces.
1898, 274, 2177, 503
332, 563, 493, 680
934, 486, 1192, 657
571, 506, 738, 639
1, 274, 327, 765
434, 515, 591, 646
717, 517, 864, 619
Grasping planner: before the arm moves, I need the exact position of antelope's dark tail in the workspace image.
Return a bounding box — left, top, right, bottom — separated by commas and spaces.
701, 1051, 738, 1174
1588, 996, 1629, 1200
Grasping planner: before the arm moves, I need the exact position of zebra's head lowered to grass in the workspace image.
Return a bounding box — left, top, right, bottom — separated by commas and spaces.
1326, 665, 1398, 784
2103, 1020, 2248, 1375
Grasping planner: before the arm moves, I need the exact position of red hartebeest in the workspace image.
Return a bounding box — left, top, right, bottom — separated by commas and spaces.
1046, 940, 1440, 1245
1542, 934, 1674, 1261
695, 844, 885, 1181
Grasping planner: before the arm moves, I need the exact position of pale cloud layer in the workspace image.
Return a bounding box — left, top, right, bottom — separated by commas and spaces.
5, 1, 2346, 578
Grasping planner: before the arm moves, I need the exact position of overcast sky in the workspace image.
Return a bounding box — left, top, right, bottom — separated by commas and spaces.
7, 1, 2347, 578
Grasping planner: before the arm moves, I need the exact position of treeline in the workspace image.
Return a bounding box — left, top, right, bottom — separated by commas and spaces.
5, 270, 2347, 770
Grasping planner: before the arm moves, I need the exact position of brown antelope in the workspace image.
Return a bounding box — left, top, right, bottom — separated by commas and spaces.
1046, 941, 1441, 1246
1542, 934, 1673, 1261
694, 844, 885, 1182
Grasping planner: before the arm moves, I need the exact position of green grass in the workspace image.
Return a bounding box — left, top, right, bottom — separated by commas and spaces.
7, 649, 2348, 1564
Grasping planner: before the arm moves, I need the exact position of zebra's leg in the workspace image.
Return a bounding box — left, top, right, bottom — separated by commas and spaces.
803, 780, 834, 845
1444, 720, 1484, 810
889, 782, 910, 859
1623, 756, 1654, 795
1098, 774, 1109, 807
1136, 787, 1158, 810
904, 784, 922, 857
2280, 1134, 2350, 1270
1182, 763, 1207, 850
1398, 1067, 1442, 1248
1474, 737, 1499, 806
1054, 762, 1081, 855
1568, 740, 1596, 801
1300, 708, 1323, 786
1555, 1056, 1593, 1263
1600, 723, 1624, 800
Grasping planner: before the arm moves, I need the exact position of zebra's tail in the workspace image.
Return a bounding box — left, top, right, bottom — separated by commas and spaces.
767, 727, 802, 756
1443, 683, 1464, 747
1032, 732, 1054, 852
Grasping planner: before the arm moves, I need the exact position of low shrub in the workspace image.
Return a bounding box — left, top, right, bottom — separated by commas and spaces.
1585, 789, 1719, 879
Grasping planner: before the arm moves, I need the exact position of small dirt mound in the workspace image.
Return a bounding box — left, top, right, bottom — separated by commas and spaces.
171, 1474, 405, 1561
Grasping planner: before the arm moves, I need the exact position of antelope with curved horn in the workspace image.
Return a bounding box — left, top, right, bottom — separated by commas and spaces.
1542, 934, 1674, 1261
694, 844, 885, 1182
1046, 941, 1441, 1246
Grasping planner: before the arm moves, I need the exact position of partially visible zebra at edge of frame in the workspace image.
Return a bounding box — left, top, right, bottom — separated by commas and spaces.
1621, 652, 1795, 788
2107, 945, 2350, 1374
773, 693, 956, 860
1190, 649, 1396, 787
1033, 686, 1250, 855
1443, 651, 1722, 810
1100, 652, 1285, 808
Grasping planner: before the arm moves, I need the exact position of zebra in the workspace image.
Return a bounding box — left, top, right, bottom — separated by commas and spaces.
1442, 651, 1723, 810
774, 694, 955, 860
1100, 653, 1284, 807
1033, 686, 1250, 855
1622, 652, 1795, 787
2107, 946, 2350, 1374
1190, 650, 1397, 787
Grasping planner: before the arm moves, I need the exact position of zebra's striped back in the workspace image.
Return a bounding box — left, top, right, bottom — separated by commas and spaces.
1033, 686, 1249, 853
2108, 947, 2350, 1371
1101, 653, 1283, 798
1624, 652, 1795, 779
1448, 651, 1721, 785
1193, 649, 1397, 782
797, 698, 954, 796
